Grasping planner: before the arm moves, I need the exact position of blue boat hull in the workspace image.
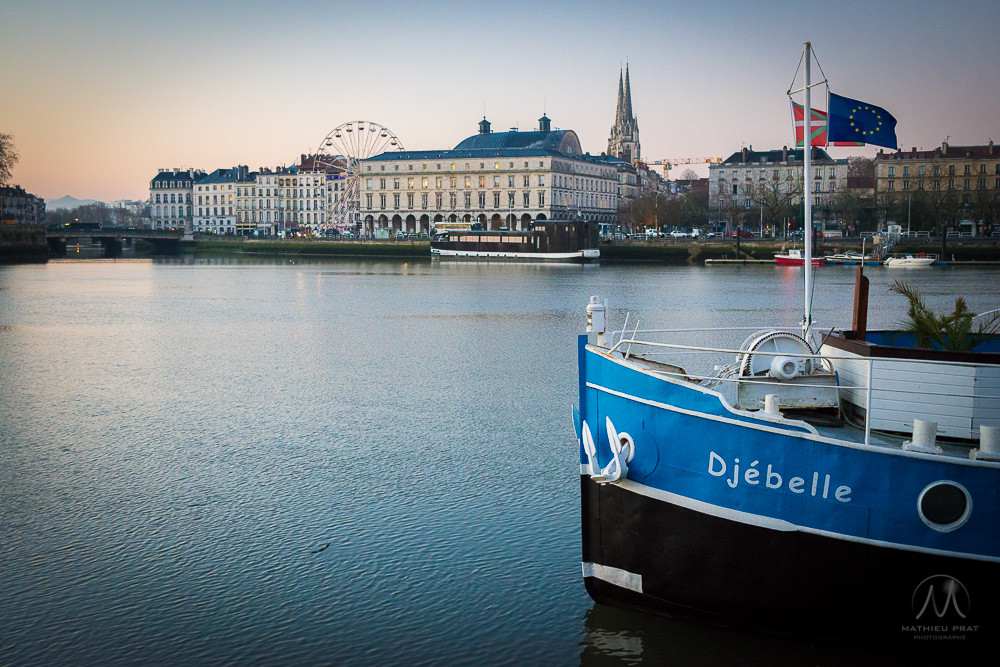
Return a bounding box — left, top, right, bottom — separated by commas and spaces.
575, 335, 1000, 643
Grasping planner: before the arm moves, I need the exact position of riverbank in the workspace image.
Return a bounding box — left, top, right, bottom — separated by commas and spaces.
186, 237, 1000, 264
600, 238, 1000, 264
183, 238, 430, 259
7, 233, 1000, 265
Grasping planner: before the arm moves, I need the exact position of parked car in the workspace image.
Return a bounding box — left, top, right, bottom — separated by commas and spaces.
669, 230, 688, 239
732, 230, 754, 238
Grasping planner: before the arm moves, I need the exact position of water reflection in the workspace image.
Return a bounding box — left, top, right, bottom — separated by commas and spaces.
580, 602, 926, 665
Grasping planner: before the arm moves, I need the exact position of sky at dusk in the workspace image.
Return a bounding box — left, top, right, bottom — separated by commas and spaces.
2, 0, 998, 202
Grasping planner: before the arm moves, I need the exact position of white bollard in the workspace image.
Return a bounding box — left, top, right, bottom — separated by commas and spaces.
980, 425, 1000, 455
764, 394, 781, 415
586, 296, 606, 347
912, 419, 938, 449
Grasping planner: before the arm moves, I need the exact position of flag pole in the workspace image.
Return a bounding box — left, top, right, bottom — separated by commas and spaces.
803, 41, 814, 333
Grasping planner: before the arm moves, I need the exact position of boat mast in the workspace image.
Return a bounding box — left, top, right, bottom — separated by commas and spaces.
803, 41, 814, 331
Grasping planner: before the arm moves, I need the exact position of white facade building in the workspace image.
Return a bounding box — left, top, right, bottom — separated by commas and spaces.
149, 169, 204, 230
233, 157, 348, 236
359, 116, 619, 236
709, 146, 848, 230
193, 168, 240, 235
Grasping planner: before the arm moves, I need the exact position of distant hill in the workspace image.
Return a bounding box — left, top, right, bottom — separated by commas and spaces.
46, 195, 98, 210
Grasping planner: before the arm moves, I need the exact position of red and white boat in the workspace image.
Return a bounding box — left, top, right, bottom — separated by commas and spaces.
775, 248, 825, 266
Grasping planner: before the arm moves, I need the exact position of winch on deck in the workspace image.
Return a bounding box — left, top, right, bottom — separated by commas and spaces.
705, 330, 841, 413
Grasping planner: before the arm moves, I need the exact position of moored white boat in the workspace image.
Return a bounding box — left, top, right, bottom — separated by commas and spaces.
823, 250, 880, 265
885, 253, 938, 267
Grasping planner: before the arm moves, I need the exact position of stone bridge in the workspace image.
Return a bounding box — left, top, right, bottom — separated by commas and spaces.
46, 227, 185, 257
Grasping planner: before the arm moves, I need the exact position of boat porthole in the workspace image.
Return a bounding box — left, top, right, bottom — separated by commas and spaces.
917, 481, 971, 532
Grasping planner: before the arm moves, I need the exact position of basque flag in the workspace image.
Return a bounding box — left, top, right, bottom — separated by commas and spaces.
793, 102, 864, 147
828, 93, 898, 149
792, 102, 828, 147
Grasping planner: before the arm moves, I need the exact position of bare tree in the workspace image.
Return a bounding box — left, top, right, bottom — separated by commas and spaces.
714, 190, 748, 237
847, 156, 875, 186
832, 188, 868, 235
974, 185, 999, 229
682, 190, 709, 228
0, 132, 19, 186
747, 176, 799, 236
872, 190, 897, 229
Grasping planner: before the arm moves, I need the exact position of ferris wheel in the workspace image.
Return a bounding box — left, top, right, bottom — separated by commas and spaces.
314, 121, 404, 232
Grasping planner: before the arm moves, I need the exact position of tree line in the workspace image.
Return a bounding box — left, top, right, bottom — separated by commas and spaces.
46, 202, 150, 229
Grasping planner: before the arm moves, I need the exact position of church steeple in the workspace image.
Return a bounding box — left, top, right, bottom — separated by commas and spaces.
608, 65, 640, 163
623, 64, 633, 121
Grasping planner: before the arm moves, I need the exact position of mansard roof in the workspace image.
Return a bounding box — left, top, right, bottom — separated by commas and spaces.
365, 128, 601, 164
151, 168, 205, 183
453, 128, 582, 155
720, 146, 834, 165
198, 168, 240, 184
878, 142, 998, 161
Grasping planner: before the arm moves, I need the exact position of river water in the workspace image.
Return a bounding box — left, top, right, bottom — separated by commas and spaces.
1, 257, 997, 665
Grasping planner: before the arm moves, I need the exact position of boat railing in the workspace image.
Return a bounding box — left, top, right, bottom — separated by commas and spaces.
601, 326, 1000, 447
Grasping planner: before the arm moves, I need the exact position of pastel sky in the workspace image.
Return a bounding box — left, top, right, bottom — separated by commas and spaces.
2, 0, 998, 202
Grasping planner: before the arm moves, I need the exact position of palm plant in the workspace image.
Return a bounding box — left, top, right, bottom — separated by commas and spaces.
889, 280, 999, 351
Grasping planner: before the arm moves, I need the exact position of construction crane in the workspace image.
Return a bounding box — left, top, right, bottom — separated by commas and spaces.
643, 157, 723, 176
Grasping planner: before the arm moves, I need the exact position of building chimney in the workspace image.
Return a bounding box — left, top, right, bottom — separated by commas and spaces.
782, 146, 788, 161
741, 147, 748, 162
941, 141, 948, 156
990, 140, 995, 156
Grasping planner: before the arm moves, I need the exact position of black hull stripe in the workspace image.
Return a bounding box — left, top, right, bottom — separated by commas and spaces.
600, 476, 1000, 563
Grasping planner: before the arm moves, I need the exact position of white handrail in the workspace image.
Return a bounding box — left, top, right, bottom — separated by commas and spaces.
595, 330, 1000, 449
605, 337, 1000, 369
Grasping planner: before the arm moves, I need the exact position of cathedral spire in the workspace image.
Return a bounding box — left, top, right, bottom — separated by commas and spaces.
608, 65, 640, 163
624, 64, 633, 121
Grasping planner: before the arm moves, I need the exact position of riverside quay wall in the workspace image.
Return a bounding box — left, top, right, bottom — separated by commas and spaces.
4, 233, 999, 264
184, 237, 1000, 265
0, 224, 48, 262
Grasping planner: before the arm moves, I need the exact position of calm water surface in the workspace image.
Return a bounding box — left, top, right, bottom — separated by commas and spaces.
2, 257, 997, 665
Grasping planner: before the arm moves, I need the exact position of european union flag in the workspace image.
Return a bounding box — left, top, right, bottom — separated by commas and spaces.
827, 93, 898, 149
